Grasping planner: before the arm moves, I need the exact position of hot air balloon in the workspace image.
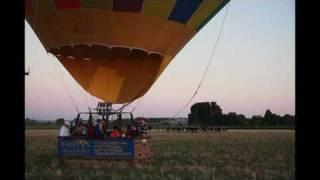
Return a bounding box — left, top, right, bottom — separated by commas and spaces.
26, 0, 230, 162
25, 0, 230, 104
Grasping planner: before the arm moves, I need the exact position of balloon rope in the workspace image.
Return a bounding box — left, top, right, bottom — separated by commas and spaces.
73, 77, 92, 112
48, 0, 82, 113
130, 97, 144, 113
168, 4, 230, 120
51, 56, 80, 113
88, 94, 97, 111
75, 12, 95, 111
114, 95, 145, 113
116, 102, 132, 112
59, 60, 91, 112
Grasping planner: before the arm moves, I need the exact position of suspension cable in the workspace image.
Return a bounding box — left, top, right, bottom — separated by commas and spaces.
50, 55, 80, 113
130, 97, 144, 113
60, 61, 91, 112
73, 80, 92, 112
168, 4, 230, 120
116, 102, 133, 112
88, 92, 97, 110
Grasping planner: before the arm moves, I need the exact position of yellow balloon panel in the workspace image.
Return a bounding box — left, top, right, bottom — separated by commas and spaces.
59, 56, 164, 103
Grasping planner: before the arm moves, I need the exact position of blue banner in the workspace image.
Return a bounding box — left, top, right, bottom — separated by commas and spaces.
57, 137, 134, 159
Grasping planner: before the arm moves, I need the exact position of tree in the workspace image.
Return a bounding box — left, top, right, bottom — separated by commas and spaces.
188, 101, 223, 126
264, 109, 273, 125
225, 112, 238, 126
282, 114, 295, 126
25, 118, 37, 125
210, 102, 223, 125
188, 101, 295, 127
161, 122, 171, 127
271, 114, 281, 126
210, 102, 222, 115
189, 102, 211, 125
56, 118, 65, 126
251, 115, 264, 126
177, 122, 183, 127
237, 114, 247, 125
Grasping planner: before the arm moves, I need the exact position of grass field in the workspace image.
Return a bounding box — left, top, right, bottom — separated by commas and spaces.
25, 129, 295, 180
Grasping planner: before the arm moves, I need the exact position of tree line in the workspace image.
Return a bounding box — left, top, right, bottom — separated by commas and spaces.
188, 102, 295, 127
26, 102, 295, 129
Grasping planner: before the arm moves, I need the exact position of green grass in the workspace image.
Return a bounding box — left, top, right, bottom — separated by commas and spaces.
25, 130, 295, 180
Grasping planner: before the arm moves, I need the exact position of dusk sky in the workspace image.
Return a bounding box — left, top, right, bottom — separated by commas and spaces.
25, 0, 295, 120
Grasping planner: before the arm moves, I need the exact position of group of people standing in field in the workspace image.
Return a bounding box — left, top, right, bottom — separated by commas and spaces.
59, 117, 148, 139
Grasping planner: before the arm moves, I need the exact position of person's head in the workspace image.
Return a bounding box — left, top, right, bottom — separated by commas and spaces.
64, 121, 70, 128
140, 119, 146, 126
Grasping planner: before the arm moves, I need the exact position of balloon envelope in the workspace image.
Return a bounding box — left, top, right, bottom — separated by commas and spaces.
26, 0, 230, 103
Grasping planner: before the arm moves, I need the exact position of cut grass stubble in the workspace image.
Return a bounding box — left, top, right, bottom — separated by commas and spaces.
25, 130, 295, 180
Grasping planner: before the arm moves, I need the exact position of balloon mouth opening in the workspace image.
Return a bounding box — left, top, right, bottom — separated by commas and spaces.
48, 44, 164, 61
